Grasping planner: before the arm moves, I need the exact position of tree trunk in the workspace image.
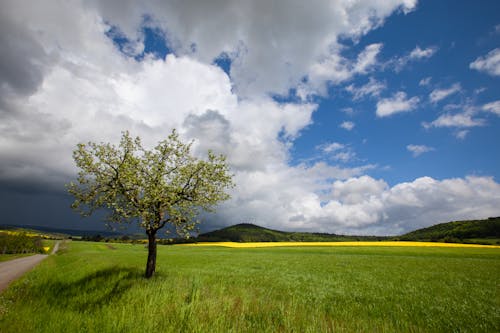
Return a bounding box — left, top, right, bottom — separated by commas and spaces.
145, 229, 157, 278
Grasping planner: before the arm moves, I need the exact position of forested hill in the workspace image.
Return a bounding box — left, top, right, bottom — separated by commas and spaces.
397, 217, 500, 244
195, 218, 500, 244
195, 223, 388, 242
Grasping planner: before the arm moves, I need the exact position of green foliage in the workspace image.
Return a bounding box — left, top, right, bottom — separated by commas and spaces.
1, 242, 498, 332
67, 130, 233, 236
194, 223, 389, 243
399, 217, 500, 244
67, 130, 233, 277
0, 232, 44, 254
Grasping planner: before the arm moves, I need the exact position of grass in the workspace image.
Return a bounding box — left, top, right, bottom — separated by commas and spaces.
41, 239, 57, 254
0, 241, 499, 332
0, 253, 34, 262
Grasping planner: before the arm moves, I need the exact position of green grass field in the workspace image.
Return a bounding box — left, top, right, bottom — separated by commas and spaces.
0, 253, 33, 262
0, 241, 499, 332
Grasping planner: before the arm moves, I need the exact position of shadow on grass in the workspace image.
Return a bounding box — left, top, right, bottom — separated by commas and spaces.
34, 267, 142, 312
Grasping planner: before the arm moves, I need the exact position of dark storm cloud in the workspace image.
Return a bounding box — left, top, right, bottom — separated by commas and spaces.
0, 10, 54, 102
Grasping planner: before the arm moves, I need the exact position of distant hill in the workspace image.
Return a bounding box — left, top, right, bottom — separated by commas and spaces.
194, 223, 388, 243
194, 218, 500, 244
397, 217, 500, 245
3, 217, 500, 245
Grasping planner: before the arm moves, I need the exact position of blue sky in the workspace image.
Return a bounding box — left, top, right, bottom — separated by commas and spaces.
291, 0, 500, 186
0, 0, 499, 235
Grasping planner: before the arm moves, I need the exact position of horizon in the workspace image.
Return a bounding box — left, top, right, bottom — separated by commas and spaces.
3, 215, 499, 239
1, 0, 499, 236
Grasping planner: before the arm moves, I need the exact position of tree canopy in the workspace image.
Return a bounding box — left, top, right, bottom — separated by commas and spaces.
68, 130, 233, 277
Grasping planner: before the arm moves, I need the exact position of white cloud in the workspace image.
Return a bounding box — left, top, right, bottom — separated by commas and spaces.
127, 1, 414, 98
429, 83, 461, 103
218, 173, 500, 235
455, 130, 469, 140
419, 77, 432, 86
317, 142, 345, 153
470, 48, 500, 76
341, 107, 355, 115
376, 92, 419, 117
331, 176, 388, 205
482, 100, 500, 115
2, 0, 500, 236
406, 144, 435, 157
354, 43, 384, 74
0, 0, 419, 102
424, 99, 498, 135
316, 142, 357, 163
332, 151, 356, 163
473, 87, 487, 95
423, 113, 485, 129
409, 46, 437, 59
340, 121, 355, 131
390, 45, 437, 71
308, 43, 383, 95
345, 77, 386, 100
304, 175, 500, 235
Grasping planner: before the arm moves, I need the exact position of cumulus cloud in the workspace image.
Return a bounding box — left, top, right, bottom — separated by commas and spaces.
331, 176, 388, 205
409, 46, 437, 59
482, 100, 500, 115
341, 107, 355, 115
354, 43, 384, 74
317, 175, 500, 235
2, 0, 500, 236
423, 113, 485, 129
455, 130, 469, 140
316, 142, 357, 163
218, 172, 500, 235
470, 48, 500, 76
317, 142, 345, 153
389, 45, 437, 71
340, 121, 355, 131
419, 77, 432, 86
308, 43, 383, 96
345, 77, 386, 100
406, 144, 435, 157
424, 99, 498, 135
376, 91, 419, 117
91, 0, 417, 98
429, 83, 461, 103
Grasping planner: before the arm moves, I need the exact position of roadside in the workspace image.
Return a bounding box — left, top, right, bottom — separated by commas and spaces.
0, 241, 60, 293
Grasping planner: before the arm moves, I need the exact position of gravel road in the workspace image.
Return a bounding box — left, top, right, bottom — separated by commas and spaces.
0, 241, 60, 293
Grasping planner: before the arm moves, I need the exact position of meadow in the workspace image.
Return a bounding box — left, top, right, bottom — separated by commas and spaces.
0, 241, 499, 332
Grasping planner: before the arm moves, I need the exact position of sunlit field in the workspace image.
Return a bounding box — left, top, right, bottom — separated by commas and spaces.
1, 241, 499, 332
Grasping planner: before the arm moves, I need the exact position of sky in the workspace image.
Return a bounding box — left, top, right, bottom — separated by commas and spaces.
0, 0, 499, 236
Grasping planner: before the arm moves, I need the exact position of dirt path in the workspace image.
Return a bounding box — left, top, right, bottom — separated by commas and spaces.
51, 240, 60, 254
0, 241, 61, 293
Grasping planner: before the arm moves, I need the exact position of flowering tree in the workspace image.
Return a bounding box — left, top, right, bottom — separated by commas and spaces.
68, 130, 233, 278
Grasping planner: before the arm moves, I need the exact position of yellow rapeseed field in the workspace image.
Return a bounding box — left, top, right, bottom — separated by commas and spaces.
182, 241, 500, 249
3, 230, 46, 238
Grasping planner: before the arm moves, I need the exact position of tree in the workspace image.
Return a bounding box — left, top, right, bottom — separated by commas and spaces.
67, 130, 233, 278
